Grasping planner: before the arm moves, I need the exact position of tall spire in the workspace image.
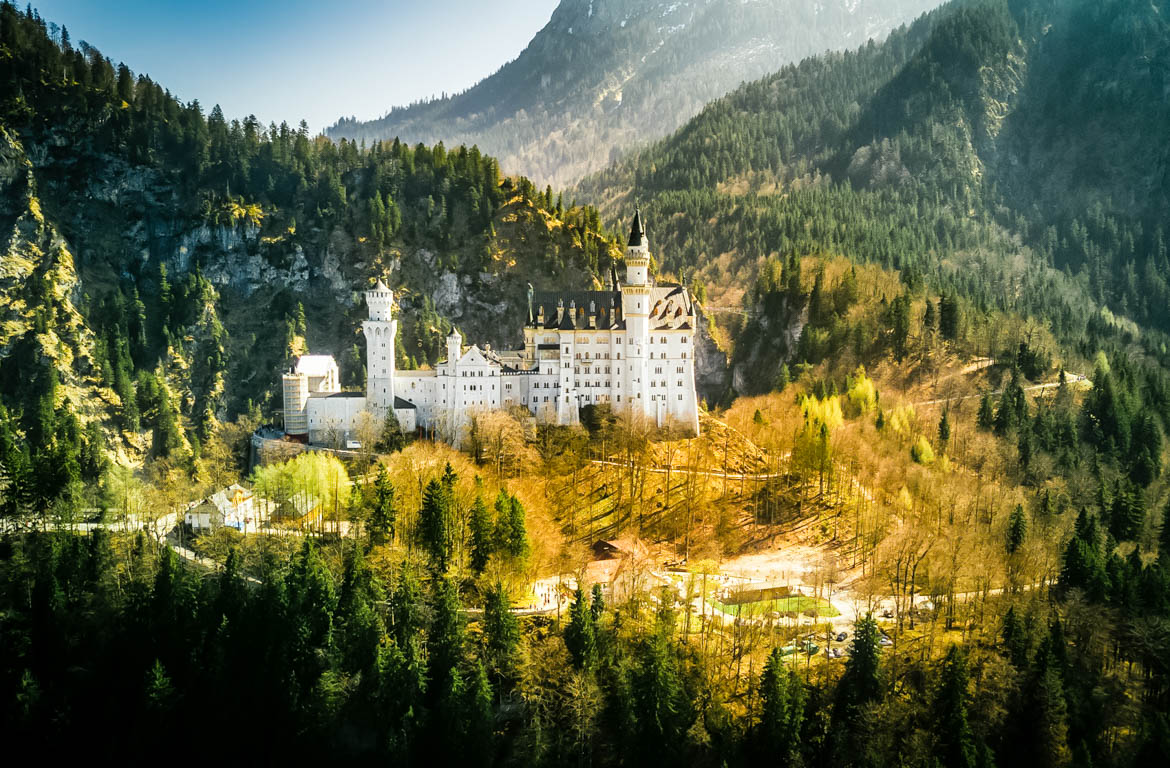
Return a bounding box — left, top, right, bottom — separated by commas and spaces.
627, 207, 646, 248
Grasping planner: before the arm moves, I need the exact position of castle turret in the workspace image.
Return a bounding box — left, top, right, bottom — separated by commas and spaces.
446, 328, 463, 365
625, 208, 650, 287
362, 279, 397, 414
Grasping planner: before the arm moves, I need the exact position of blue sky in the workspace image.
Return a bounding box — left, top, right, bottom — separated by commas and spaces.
31, 0, 559, 132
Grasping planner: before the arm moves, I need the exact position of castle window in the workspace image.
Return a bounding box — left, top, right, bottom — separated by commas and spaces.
682, 337, 688, 343
682, 352, 687, 359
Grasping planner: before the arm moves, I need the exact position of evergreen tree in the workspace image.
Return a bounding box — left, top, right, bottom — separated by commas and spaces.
481, 581, 520, 688
1007, 504, 1028, 554
933, 645, 977, 768
464, 659, 495, 765
757, 646, 805, 763
494, 491, 528, 562
939, 292, 960, 340
1002, 606, 1030, 668
418, 478, 451, 573
378, 407, 406, 453
977, 393, 995, 431
564, 585, 597, 670
630, 625, 694, 765
427, 578, 465, 700
468, 494, 494, 574
1022, 646, 1073, 768
368, 466, 396, 547
590, 582, 605, 622
833, 614, 883, 762
889, 292, 912, 361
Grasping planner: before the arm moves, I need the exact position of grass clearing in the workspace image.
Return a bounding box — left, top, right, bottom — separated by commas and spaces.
711, 595, 839, 618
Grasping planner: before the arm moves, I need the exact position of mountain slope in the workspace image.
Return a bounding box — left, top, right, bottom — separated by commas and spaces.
0, 1, 630, 504
575, 0, 1170, 393
327, 0, 943, 186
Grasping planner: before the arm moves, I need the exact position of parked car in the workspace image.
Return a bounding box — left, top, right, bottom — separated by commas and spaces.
836, 631, 848, 643
879, 635, 894, 647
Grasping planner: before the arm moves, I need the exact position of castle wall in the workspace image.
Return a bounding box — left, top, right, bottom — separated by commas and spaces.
306, 395, 368, 446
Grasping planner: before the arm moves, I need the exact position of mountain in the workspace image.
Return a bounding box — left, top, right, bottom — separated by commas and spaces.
576, 0, 1170, 393
0, 1, 644, 509
327, 0, 944, 187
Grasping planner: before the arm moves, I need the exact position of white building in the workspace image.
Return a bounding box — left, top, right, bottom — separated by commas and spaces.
185, 484, 256, 532
282, 211, 700, 446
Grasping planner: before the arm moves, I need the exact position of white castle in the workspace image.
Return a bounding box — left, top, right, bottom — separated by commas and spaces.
282, 211, 700, 445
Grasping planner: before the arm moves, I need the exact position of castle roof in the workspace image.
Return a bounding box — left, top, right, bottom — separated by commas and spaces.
628, 208, 646, 248
529, 290, 625, 331
295, 355, 338, 377
648, 285, 696, 331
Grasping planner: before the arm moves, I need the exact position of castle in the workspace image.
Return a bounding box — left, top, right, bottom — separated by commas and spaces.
282, 211, 700, 445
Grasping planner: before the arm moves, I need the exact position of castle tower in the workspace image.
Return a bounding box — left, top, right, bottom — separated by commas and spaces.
282, 370, 309, 436
446, 328, 463, 366
621, 210, 653, 417
362, 279, 397, 414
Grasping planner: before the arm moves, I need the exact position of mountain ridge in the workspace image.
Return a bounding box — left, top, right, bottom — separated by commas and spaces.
328, 0, 944, 186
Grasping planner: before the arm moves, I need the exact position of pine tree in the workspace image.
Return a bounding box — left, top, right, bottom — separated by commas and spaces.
428, 578, 465, 700
938, 409, 951, 452
1002, 606, 1030, 667
939, 292, 960, 340
933, 645, 977, 768
1007, 504, 1028, 554
757, 646, 805, 762
590, 582, 606, 622
482, 581, 520, 687
977, 393, 995, 430
1159, 498, 1170, 566
832, 613, 884, 761
418, 478, 451, 573
564, 585, 597, 670
368, 466, 396, 547
464, 659, 495, 765
1024, 647, 1073, 768
494, 491, 528, 561
378, 407, 406, 452
889, 292, 912, 361
630, 625, 694, 765
468, 494, 494, 573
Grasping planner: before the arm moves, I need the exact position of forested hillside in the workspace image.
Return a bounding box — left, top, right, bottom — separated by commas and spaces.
328, 0, 943, 186
578, 0, 1170, 384
3, 1, 1170, 765
0, 2, 620, 510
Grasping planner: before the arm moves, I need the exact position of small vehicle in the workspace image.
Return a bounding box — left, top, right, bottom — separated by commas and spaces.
881, 608, 894, 618
879, 635, 894, 647
836, 631, 848, 643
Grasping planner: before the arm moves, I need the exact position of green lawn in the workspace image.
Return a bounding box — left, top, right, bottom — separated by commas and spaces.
711, 595, 839, 618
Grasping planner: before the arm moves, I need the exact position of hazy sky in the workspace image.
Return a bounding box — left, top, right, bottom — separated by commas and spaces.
31, 0, 560, 132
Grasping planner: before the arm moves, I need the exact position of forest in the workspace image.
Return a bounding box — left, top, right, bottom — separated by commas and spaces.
2, 0, 1170, 764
